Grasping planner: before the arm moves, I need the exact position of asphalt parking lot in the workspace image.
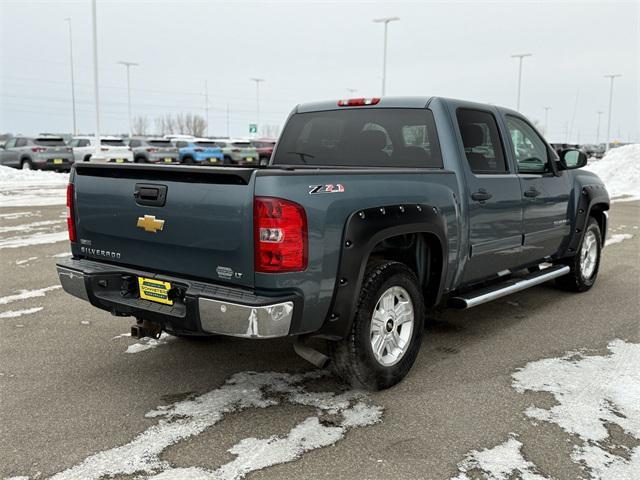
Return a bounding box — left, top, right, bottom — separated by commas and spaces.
1, 201, 638, 480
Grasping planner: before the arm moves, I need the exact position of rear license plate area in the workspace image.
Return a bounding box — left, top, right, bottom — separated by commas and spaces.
138, 277, 173, 305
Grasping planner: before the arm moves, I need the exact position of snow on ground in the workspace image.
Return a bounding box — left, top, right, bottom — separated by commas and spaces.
15, 256, 38, 265
39, 370, 382, 480
0, 219, 64, 234
0, 307, 43, 319
452, 340, 640, 479
607, 233, 634, 246
0, 285, 61, 305
0, 166, 68, 207
584, 144, 640, 201
0, 211, 40, 219
0, 231, 68, 249
452, 436, 549, 480
125, 334, 177, 353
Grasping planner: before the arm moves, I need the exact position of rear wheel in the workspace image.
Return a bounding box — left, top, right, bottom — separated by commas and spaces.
556, 217, 602, 292
21, 159, 33, 170
183, 156, 194, 165
134, 156, 146, 163
328, 260, 424, 390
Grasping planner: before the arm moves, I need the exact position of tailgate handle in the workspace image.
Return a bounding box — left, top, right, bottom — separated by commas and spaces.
134, 183, 167, 207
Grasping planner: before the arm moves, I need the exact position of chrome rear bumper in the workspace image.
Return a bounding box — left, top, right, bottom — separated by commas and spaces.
56, 259, 295, 339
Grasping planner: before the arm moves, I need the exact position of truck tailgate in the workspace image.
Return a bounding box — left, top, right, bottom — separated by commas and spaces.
72, 164, 255, 287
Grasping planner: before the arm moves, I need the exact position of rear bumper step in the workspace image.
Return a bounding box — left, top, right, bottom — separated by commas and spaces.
448, 264, 570, 309
56, 258, 298, 338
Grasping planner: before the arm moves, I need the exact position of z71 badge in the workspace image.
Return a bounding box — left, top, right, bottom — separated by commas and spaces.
309, 184, 345, 195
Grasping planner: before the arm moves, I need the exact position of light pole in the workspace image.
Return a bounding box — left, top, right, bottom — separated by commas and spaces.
543, 106, 551, 136
604, 74, 622, 151
118, 61, 138, 137
373, 17, 399, 96
64, 18, 77, 135
595, 110, 603, 144
510, 53, 532, 111
91, 0, 100, 147
250, 78, 264, 135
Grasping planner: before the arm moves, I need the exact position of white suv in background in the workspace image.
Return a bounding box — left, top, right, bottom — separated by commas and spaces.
69, 136, 133, 163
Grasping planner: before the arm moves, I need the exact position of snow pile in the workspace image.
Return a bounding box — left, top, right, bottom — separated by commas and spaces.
584, 144, 640, 201
0, 166, 68, 207
0, 165, 69, 188
43, 370, 382, 480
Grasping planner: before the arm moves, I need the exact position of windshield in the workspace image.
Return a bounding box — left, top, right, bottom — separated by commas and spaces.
34, 138, 66, 146
232, 142, 251, 148
272, 108, 443, 168
195, 141, 219, 148
148, 140, 172, 146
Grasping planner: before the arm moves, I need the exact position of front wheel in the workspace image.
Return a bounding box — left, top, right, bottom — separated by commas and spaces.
555, 217, 602, 292
328, 260, 424, 390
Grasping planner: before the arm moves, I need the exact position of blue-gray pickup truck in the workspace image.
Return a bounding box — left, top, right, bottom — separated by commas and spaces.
56, 96, 609, 390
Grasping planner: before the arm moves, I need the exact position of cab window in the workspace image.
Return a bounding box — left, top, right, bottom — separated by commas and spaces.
506, 116, 550, 174
456, 109, 507, 174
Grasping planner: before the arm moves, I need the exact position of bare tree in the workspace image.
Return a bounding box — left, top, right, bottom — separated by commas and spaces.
154, 114, 175, 136
131, 115, 149, 136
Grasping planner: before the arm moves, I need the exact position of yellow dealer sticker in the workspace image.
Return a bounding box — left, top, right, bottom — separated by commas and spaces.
138, 277, 173, 305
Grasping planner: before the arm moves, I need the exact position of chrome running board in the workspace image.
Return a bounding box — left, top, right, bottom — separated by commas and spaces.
449, 265, 570, 309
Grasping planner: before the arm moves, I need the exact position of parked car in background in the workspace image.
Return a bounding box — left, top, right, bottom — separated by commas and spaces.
251, 138, 276, 165
128, 138, 180, 164
211, 138, 259, 165
173, 138, 224, 165
69, 136, 133, 163
582, 144, 605, 159
0, 135, 73, 171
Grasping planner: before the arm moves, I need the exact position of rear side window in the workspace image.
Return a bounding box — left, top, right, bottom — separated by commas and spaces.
176, 141, 188, 148
15, 138, 28, 147
34, 138, 65, 146
129, 139, 141, 148
273, 108, 443, 168
102, 139, 125, 146
456, 109, 507, 174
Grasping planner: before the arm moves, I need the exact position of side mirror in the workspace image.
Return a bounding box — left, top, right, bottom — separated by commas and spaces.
558, 148, 587, 170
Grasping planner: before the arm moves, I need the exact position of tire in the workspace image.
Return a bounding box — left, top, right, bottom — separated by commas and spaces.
84, 154, 92, 162
223, 155, 233, 165
183, 156, 194, 165
259, 157, 269, 166
328, 260, 425, 390
555, 217, 602, 292
134, 156, 146, 163
21, 158, 33, 170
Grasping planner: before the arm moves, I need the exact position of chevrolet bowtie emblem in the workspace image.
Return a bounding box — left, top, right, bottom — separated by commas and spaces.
137, 215, 165, 233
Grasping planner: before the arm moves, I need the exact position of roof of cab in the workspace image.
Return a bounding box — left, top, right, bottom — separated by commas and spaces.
295, 96, 432, 113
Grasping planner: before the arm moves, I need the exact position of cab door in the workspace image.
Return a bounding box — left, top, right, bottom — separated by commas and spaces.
503, 114, 571, 264
454, 107, 524, 284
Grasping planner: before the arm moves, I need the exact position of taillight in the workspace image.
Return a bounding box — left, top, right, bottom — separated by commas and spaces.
338, 97, 380, 107
254, 197, 307, 273
31, 147, 46, 153
66, 184, 76, 242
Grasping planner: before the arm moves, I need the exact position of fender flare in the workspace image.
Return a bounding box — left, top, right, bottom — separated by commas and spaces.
316, 203, 448, 340
559, 184, 609, 257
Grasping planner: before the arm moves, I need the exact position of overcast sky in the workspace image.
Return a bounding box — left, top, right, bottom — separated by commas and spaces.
1, 0, 638, 143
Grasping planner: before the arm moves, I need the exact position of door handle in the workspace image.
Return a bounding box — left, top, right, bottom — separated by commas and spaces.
524, 187, 541, 198
471, 189, 493, 202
